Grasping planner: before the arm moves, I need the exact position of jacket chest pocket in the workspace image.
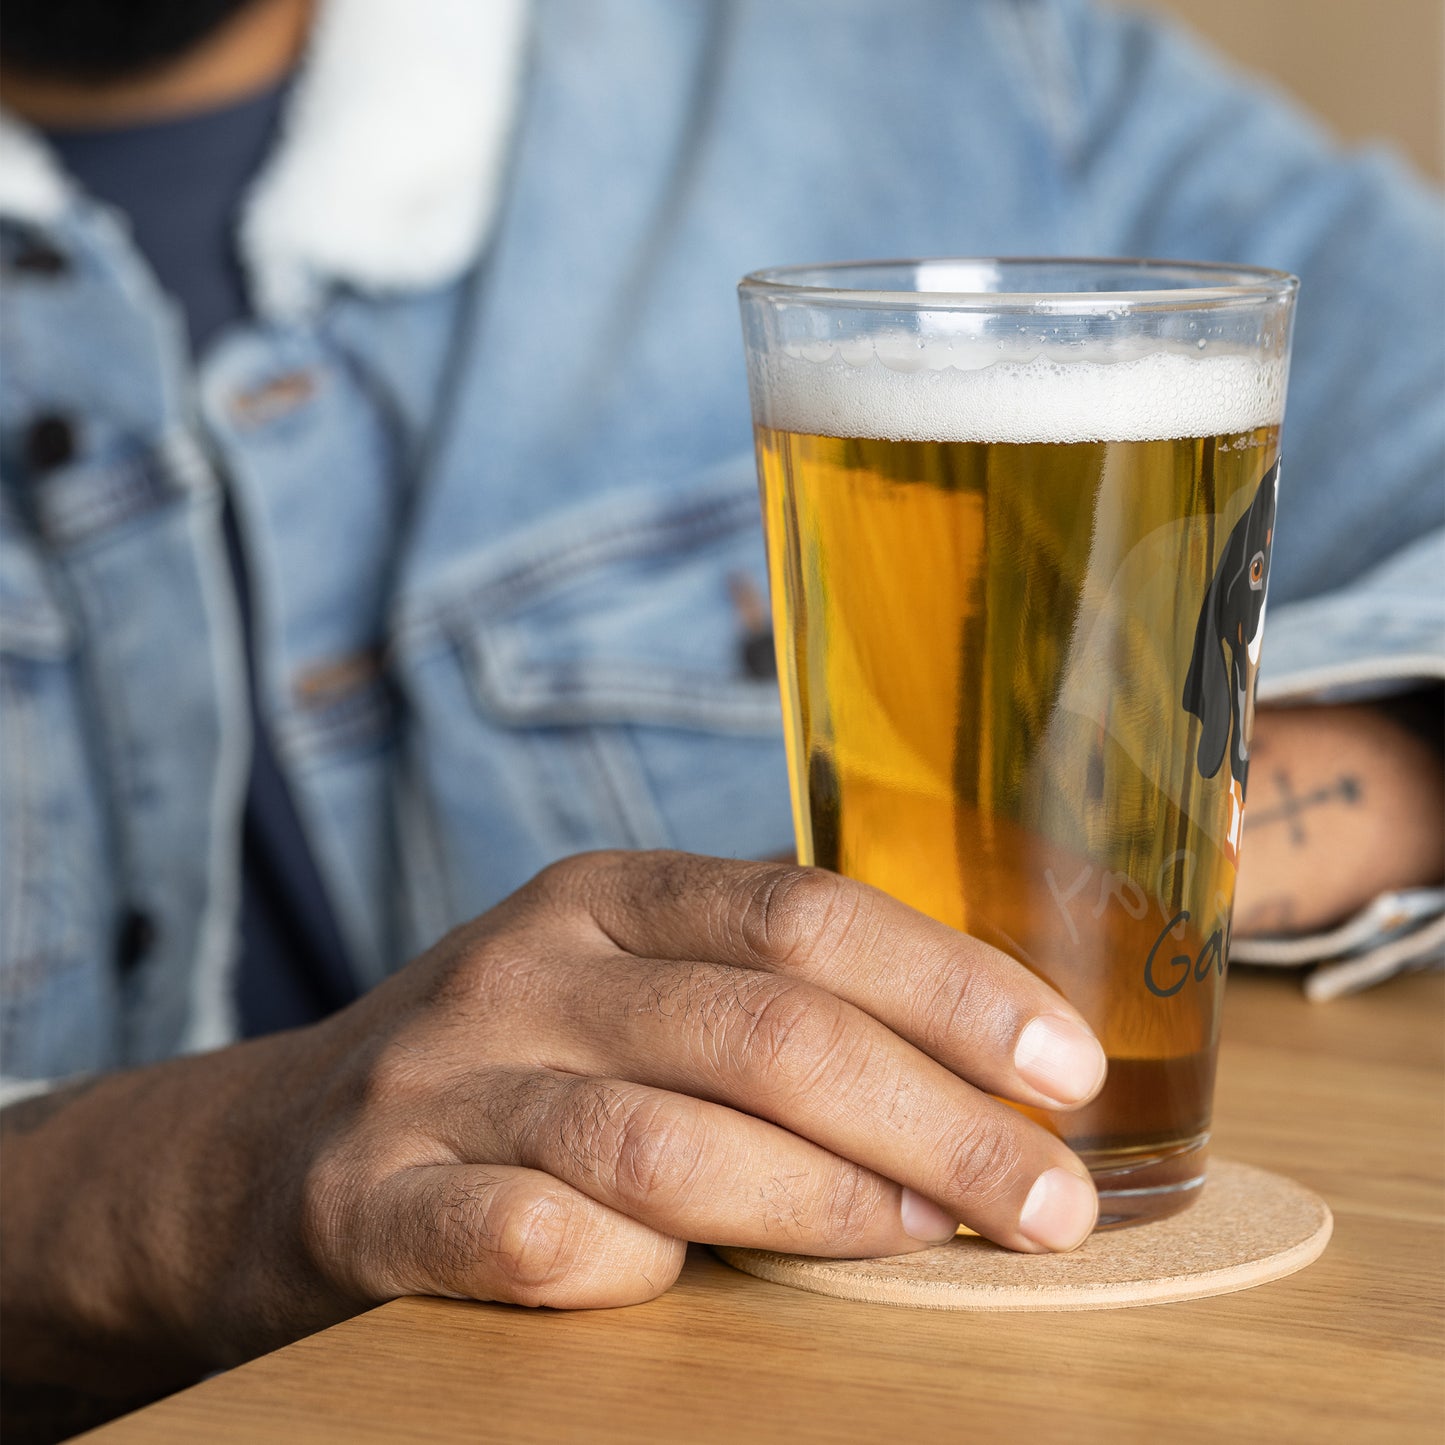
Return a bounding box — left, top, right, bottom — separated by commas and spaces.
397, 466, 796, 928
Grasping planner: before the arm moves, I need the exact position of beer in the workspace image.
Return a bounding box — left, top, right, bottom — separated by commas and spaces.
753, 339, 1285, 1222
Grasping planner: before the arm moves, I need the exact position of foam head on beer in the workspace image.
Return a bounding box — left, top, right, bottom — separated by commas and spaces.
755, 336, 1286, 444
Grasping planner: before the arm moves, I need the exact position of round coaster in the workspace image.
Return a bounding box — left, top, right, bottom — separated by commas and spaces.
713, 1159, 1331, 1311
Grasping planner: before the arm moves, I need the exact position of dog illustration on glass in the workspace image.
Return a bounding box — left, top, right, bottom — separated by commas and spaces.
1182, 459, 1280, 864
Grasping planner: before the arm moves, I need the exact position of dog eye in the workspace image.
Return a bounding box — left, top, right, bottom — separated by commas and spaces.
1248, 551, 1265, 589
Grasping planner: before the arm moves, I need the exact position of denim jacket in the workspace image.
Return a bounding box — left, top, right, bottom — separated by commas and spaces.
1, 0, 1442, 1092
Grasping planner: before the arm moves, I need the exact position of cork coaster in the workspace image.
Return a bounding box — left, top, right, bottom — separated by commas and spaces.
713, 1159, 1330, 1311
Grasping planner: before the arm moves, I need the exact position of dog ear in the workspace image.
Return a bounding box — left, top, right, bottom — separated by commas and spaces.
1228, 645, 1254, 789
1182, 461, 1277, 782
1183, 573, 1231, 779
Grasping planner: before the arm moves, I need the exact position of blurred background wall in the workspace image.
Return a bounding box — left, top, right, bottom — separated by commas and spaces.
1148, 0, 1444, 183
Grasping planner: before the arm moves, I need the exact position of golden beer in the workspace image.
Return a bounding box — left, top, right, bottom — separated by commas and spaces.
751, 329, 1287, 1223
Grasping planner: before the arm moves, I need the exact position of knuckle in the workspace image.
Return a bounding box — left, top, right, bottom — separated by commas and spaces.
634, 849, 718, 908
730, 980, 849, 1098
487, 1181, 581, 1302
739, 867, 865, 971
529, 849, 701, 946
610, 1099, 700, 1214
554, 1083, 701, 1216
554, 1080, 629, 1182
455, 1067, 537, 1156
520, 850, 622, 921
298, 1122, 453, 1302
630, 959, 733, 1034
820, 1163, 890, 1245
529, 851, 597, 898
927, 957, 1009, 1053
607, 851, 736, 944
941, 1114, 1027, 1208
424, 1172, 502, 1294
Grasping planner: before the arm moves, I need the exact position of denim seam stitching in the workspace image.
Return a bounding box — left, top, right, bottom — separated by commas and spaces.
398, 488, 759, 649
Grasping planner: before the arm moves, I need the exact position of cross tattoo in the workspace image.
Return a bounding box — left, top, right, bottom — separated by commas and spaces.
1247, 771, 1362, 845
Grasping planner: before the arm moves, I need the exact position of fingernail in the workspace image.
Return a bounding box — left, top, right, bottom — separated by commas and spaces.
901, 1188, 959, 1243
1018, 1168, 1098, 1252
1014, 1015, 1107, 1106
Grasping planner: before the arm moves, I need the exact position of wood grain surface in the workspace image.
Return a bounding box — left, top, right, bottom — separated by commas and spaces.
79, 968, 1445, 1445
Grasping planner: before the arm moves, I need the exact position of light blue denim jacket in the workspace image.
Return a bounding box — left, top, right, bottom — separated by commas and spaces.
1, 0, 1442, 1091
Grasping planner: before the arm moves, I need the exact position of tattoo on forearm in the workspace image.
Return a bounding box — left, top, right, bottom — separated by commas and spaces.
0, 1077, 102, 1137
1246, 770, 1361, 846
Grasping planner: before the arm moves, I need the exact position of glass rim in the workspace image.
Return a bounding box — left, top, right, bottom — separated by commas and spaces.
738, 256, 1300, 312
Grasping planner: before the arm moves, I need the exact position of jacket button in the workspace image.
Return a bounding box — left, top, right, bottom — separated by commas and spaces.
728, 573, 777, 681
115, 909, 158, 976
740, 631, 777, 681
24, 414, 77, 473
8, 238, 69, 277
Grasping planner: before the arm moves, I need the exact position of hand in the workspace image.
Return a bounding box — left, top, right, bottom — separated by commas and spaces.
298, 853, 1105, 1312
1234, 702, 1445, 936
2, 852, 1107, 1399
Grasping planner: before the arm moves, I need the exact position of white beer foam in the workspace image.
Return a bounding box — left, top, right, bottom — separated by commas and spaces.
759, 340, 1285, 443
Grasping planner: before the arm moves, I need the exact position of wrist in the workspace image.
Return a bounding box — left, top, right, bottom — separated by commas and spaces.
0, 1025, 336, 1393
156, 1022, 360, 1366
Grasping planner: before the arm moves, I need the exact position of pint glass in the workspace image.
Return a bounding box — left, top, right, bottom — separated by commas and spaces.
739, 259, 1297, 1226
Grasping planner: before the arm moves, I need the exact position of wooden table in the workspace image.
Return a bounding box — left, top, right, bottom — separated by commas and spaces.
83, 968, 1445, 1444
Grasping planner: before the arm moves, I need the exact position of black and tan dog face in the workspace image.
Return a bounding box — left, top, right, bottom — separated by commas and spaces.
1182, 459, 1280, 797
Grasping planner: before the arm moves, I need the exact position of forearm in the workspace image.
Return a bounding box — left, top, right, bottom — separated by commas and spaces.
1234, 700, 1445, 936
0, 1027, 343, 1401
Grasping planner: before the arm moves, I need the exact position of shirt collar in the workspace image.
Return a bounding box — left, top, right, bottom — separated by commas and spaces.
0, 0, 530, 318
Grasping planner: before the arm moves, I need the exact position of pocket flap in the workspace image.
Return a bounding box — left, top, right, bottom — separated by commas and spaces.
409, 466, 783, 733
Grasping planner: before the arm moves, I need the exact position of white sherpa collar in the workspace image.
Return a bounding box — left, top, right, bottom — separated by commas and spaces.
0, 0, 530, 317
0, 111, 71, 221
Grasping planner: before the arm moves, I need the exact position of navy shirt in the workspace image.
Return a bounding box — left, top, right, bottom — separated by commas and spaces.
47, 87, 360, 1035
